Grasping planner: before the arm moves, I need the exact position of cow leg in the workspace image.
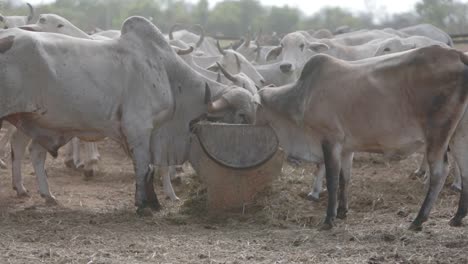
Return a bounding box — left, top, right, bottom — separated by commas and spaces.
10, 129, 30, 196
337, 152, 354, 219
65, 138, 80, 169
73, 138, 84, 170
83, 142, 99, 179
409, 148, 449, 231
129, 138, 161, 215
29, 141, 57, 205
320, 140, 342, 230
0, 125, 16, 169
448, 135, 468, 227
413, 153, 428, 179
307, 163, 325, 202
451, 159, 462, 193
161, 166, 180, 201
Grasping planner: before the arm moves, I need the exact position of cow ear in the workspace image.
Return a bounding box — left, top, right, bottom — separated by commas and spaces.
266, 46, 282, 61
308, 43, 329, 53
0, 15, 4, 22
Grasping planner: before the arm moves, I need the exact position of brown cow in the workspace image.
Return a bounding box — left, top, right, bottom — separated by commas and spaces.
256, 45, 468, 231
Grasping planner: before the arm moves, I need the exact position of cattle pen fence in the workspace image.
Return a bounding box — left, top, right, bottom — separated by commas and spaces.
450, 33, 468, 44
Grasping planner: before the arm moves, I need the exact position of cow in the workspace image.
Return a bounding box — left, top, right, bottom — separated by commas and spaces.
400, 24, 453, 47
0, 17, 257, 211
256, 45, 468, 231
0, 3, 34, 29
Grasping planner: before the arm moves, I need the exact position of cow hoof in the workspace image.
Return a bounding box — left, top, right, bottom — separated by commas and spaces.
64, 159, 75, 169
136, 207, 153, 217
76, 162, 85, 170
0, 159, 7, 169
83, 170, 94, 179
168, 196, 180, 202
337, 209, 348, 220
16, 191, 30, 198
175, 166, 184, 173
408, 222, 423, 232
450, 184, 462, 193
306, 192, 320, 202
319, 222, 334, 231
44, 196, 58, 206
449, 217, 463, 227
410, 170, 425, 179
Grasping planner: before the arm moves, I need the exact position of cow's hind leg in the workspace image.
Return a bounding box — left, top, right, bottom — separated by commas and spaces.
451, 159, 462, 193
0, 125, 16, 169
161, 166, 180, 201
320, 140, 342, 230
307, 163, 325, 202
337, 152, 354, 219
448, 134, 468, 226
10, 129, 31, 196
83, 142, 99, 179
29, 141, 57, 205
409, 146, 449, 231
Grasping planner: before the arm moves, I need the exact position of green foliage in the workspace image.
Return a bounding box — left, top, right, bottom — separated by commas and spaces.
2, 0, 468, 35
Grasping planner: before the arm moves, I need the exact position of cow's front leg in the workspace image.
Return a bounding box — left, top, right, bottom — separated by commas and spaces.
10, 129, 31, 196
320, 140, 342, 230
29, 141, 57, 205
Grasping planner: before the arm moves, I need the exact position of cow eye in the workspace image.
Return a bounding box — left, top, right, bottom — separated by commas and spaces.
3, 26, 7, 29
57, 24, 64, 28
39, 17, 46, 23
299, 43, 305, 51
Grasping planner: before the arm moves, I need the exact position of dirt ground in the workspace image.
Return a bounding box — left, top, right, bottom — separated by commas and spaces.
0, 134, 468, 264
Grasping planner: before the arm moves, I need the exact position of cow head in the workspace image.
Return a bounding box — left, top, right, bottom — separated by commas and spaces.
266, 32, 329, 75
216, 62, 258, 95
207, 41, 266, 87
205, 83, 257, 124
19, 14, 91, 39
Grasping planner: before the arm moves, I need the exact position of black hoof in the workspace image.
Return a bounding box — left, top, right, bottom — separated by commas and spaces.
64, 159, 75, 169
337, 208, 348, 220
306, 192, 320, 202
449, 217, 463, 227
319, 218, 335, 230
136, 207, 153, 217
408, 222, 423, 232
149, 201, 162, 212
83, 170, 94, 179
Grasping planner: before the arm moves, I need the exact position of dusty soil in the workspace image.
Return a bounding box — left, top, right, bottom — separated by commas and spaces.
0, 136, 468, 264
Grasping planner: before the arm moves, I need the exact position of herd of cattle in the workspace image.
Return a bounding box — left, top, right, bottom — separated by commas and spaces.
1, 3, 468, 231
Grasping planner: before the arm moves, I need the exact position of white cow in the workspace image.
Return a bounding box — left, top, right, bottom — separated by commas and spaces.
0, 17, 257, 211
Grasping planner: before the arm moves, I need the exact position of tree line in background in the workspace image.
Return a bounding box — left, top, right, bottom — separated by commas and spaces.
1, 0, 468, 36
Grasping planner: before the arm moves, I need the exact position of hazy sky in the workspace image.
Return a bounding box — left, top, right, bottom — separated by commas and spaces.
17, 0, 446, 16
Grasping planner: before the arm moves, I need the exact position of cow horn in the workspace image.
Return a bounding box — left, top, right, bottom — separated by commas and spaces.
216, 40, 226, 55
232, 37, 244, 50
176, 46, 194, 55
169, 24, 181, 40
234, 54, 241, 73
204, 83, 212, 105
216, 71, 222, 83
255, 40, 261, 61
191, 24, 205, 48
243, 27, 252, 48
26, 3, 34, 23
217, 62, 237, 83
255, 28, 263, 42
